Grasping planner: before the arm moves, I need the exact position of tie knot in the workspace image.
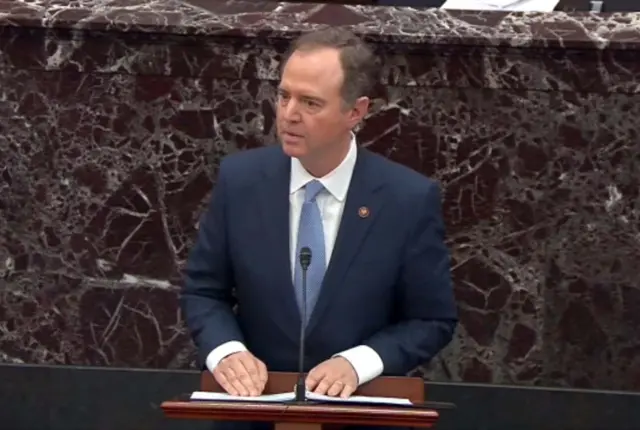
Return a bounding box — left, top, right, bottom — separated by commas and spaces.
304, 180, 324, 203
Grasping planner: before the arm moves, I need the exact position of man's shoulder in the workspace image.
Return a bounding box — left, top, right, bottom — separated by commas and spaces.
220, 145, 283, 173
365, 151, 443, 220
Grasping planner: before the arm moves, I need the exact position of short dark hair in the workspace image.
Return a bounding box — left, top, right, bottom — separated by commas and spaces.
283, 27, 378, 105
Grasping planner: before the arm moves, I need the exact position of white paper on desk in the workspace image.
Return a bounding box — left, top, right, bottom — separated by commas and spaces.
190, 391, 295, 402
306, 392, 413, 406
441, 0, 560, 11
190, 390, 412, 406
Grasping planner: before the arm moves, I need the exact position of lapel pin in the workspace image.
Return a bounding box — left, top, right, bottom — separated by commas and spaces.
358, 206, 370, 218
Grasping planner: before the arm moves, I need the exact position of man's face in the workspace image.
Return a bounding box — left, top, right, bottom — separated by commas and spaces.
276, 47, 368, 160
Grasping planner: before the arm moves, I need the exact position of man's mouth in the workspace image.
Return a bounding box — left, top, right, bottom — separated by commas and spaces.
283, 131, 303, 138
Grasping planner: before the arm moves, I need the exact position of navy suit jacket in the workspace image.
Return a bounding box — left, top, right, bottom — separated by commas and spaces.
181, 145, 457, 376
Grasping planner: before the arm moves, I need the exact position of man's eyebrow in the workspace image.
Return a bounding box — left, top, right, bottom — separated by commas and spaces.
277, 88, 326, 103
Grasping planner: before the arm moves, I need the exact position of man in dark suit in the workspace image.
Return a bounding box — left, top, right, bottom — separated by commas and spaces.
181, 28, 457, 405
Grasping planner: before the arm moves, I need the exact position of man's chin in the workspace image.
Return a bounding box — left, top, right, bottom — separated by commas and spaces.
281, 141, 308, 159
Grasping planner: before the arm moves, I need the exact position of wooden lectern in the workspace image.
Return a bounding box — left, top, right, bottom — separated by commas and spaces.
161, 371, 441, 430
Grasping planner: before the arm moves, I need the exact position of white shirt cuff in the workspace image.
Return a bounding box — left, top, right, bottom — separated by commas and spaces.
205, 341, 247, 373
334, 345, 384, 385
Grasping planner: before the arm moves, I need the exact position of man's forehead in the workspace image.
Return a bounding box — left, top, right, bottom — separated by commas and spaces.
280, 48, 343, 94
285, 48, 342, 75
290, 46, 341, 61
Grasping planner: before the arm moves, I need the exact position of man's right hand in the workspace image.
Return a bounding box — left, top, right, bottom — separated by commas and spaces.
213, 351, 268, 396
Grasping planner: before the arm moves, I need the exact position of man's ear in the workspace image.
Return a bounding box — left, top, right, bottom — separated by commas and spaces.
347, 96, 370, 128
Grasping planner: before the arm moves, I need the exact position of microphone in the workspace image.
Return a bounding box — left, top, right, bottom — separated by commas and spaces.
295, 246, 312, 402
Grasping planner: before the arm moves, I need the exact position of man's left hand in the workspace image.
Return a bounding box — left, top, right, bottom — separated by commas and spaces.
305, 356, 358, 398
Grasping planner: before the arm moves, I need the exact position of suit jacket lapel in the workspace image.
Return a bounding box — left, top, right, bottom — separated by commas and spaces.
257, 148, 302, 338
306, 148, 386, 336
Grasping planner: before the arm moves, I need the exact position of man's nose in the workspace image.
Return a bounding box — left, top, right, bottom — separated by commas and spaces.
281, 99, 301, 122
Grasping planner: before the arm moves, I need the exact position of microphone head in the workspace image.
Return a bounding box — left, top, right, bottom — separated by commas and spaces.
299, 247, 312, 270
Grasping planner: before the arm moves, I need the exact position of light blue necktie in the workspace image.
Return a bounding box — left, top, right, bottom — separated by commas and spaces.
294, 180, 326, 325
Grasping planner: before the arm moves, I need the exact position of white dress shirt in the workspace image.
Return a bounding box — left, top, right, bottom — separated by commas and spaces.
205, 136, 384, 386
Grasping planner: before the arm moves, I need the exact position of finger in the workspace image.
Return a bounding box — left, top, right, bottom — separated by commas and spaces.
312, 375, 333, 395
237, 355, 263, 396
340, 382, 356, 399
224, 365, 251, 397
305, 367, 325, 390
214, 369, 239, 396
326, 380, 344, 397
256, 359, 268, 386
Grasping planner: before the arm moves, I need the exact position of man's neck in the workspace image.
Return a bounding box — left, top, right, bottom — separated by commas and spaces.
301, 136, 352, 178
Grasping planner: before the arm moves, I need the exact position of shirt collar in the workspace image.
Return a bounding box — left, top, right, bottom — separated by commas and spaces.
290, 134, 357, 202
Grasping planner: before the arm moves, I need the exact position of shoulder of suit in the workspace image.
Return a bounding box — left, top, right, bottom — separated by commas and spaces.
217, 146, 284, 187
215, 146, 285, 192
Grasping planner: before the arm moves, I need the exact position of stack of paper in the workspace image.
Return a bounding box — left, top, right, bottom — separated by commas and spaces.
441, 0, 560, 11
190, 390, 413, 406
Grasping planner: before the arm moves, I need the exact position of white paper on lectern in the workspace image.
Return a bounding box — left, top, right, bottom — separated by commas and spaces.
440, 0, 560, 11
306, 391, 412, 406
190, 390, 412, 406
191, 391, 296, 402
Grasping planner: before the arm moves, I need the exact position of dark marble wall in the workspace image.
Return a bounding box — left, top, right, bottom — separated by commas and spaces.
1, 0, 639, 391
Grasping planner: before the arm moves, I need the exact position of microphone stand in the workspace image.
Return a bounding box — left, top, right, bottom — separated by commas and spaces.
295, 247, 311, 402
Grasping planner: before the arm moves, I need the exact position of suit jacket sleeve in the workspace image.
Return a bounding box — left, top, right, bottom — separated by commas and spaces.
364, 181, 458, 375
180, 160, 244, 368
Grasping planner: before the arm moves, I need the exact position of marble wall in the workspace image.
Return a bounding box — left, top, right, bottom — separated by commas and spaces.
1, 0, 640, 391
